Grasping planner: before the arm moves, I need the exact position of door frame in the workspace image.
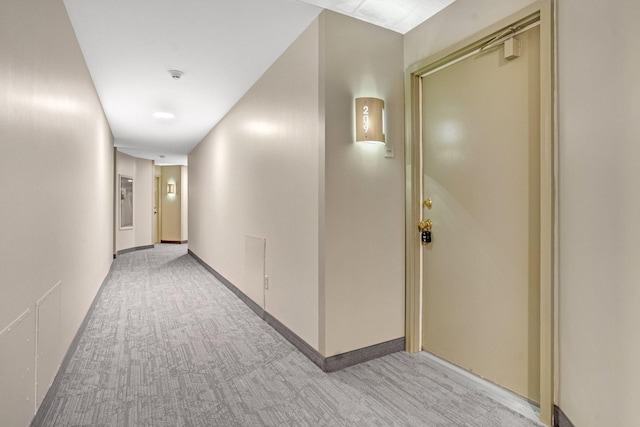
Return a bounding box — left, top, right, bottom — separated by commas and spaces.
154, 175, 162, 244
403, 1, 556, 424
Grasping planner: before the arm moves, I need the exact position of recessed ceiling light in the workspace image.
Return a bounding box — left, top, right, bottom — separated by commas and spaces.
153, 112, 175, 119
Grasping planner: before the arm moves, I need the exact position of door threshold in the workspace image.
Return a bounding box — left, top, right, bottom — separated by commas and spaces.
419, 351, 541, 424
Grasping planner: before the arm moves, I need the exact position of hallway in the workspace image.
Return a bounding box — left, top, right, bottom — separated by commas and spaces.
38, 245, 542, 426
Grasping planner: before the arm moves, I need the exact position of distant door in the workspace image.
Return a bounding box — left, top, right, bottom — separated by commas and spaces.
154, 176, 160, 243
421, 26, 541, 402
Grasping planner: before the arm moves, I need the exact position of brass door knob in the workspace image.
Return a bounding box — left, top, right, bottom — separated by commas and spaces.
418, 219, 432, 231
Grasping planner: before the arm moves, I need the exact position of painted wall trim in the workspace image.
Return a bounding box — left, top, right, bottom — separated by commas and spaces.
554, 406, 575, 427
30, 261, 115, 427
116, 244, 155, 256
188, 249, 404, 372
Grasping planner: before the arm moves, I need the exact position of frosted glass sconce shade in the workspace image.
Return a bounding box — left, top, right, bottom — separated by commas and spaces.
355, 97, 385, 143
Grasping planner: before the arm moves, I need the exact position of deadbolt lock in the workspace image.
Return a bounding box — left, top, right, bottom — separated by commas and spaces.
419, 219, 433, 244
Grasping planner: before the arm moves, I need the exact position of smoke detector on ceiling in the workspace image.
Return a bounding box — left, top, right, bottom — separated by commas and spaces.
169, 70, 184, 80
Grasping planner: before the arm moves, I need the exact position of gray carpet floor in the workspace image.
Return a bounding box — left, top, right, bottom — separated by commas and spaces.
40, 244, 543, 427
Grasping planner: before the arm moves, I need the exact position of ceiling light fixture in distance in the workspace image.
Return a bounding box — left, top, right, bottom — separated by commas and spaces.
153, 112, 175, 119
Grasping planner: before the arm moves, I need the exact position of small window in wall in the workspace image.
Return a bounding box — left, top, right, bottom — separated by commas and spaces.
120, 175, 133, 229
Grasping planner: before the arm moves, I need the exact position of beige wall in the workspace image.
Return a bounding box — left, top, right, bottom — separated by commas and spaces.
181, 166, 189, 241
557, 1, 640, 426
115, 150, 154, 252
320, 12, 405, 356
189, 18, 321, 348
154, 165, 161, 243
189, 12, 405, 356
0, 0, 114, 424
160, 165, 187, 242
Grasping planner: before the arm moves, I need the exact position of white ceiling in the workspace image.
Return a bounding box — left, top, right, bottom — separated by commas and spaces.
302, 0, 455, 34
63, 0, 454, 165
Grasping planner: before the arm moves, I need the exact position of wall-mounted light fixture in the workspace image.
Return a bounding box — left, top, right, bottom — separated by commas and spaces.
355, 97, 385, 144
167, 183, 175, 194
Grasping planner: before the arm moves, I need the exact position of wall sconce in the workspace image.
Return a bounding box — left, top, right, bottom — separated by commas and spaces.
167, 183, 175, 194
355, 97, 385, 143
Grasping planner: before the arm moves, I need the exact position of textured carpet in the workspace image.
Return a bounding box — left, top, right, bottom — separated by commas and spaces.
40, 244, 543, 427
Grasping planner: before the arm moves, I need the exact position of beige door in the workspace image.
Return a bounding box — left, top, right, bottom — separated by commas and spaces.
421, 27, 541, 402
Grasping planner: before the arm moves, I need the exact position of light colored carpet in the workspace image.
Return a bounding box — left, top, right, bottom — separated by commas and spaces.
40, 244, 543, 426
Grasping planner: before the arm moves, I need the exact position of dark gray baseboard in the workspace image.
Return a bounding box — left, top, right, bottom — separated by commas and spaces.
262, 309, 326, 369
116, 244, 155, 256
161, 240, 188, 244
31, 261, 116, 427
323, 337, 405, 372
189, 249, 265, 319
554, 406, 575, 427
188, 249, 404, 372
